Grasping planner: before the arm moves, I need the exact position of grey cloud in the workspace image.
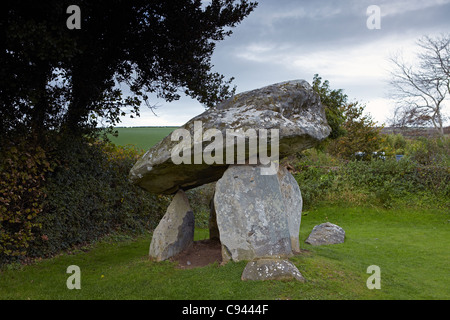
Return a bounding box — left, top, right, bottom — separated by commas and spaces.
214, 0, 450, 90
119, 0, 450, 126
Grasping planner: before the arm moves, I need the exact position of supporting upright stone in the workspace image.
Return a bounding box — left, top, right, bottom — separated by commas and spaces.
149, 190, 194, 261
277, 167, 303, 253
129, 79, 330, 282
214, 164, 293, 262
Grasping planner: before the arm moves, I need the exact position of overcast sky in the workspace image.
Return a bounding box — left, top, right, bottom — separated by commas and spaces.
116, 0, 450, 127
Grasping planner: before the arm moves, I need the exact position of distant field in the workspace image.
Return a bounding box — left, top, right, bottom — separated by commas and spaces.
106, 127, 178, 151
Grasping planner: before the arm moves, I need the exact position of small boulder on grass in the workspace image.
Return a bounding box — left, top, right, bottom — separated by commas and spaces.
305, 222, 345, 246
241, 258, 305, 282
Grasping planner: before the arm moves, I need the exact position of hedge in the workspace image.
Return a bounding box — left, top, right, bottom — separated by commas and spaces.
294, 157, 450, 209
0, 134, 170, 265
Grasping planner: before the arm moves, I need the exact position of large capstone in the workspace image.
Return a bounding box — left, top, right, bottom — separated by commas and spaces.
149, 190, 194, 261
129, 80, 330, 194
214, 164, 302, 262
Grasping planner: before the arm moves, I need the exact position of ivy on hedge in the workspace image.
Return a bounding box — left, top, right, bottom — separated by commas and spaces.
0, 141, 52, 258
0, 134, 170, 265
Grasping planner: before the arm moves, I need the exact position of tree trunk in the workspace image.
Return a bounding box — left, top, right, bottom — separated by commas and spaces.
31, 62, 50, 140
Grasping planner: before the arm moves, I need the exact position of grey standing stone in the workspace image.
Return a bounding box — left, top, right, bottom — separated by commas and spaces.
241, 259, 305, 282
278, 167, 302, 253
214, 165, 292, 262
149, 190, 194, 261
305, 222, 345, 246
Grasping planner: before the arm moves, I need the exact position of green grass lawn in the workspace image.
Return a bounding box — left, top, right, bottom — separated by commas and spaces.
1, 205, 448, 300
106, 127, 178, 151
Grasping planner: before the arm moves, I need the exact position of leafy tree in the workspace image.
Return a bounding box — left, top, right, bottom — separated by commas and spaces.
0, 0, 257, 139
0, 1, 260, 263
327, 103, 383, 160
310, 75, 382, 159
312, 74, 347, 140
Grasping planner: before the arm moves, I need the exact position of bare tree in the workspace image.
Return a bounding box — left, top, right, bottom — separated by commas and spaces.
388, 34, 449, 136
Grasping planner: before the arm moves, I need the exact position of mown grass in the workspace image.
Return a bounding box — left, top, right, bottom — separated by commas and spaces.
1, 205, 448, 300
2, 129, 446, 300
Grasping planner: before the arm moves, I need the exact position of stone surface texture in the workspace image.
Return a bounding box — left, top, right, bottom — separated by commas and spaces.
129, 80, 330, 194
241, 259, 305, 282
149, 190, 194, 261
305, 222, 345, 246
131, 80, 333, 281
214, 164, 303, 262
277, 167, 303, 252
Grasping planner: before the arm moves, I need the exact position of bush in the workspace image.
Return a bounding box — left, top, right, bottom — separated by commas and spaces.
0, 140, 52, 259
340, 158, 418, 208
1, 133, 170, 265
294, 158, 339, 209
382, 133, 407, 156
327, 103, 383, 160
406, 136, 450, 166
294, 151, 449, 209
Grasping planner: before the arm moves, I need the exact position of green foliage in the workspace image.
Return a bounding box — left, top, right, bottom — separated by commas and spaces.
1, 1, 257, 137
405, 136, 450, 166
0, 134, 171, 265
294, 162, 338, 210
341, 159, 418, 208
381, 134, 450, 167
312, 74, 347, 140
294, 149, 449, 210
0, 140, 52, 258
382, 133, 407, 155
186, 183, 216, 229
311, 75, 383, 159
30, 137, 170, 259
327, 103, 383, 160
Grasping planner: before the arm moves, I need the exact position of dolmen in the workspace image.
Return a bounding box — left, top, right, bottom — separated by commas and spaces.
129, 80, 331, 281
